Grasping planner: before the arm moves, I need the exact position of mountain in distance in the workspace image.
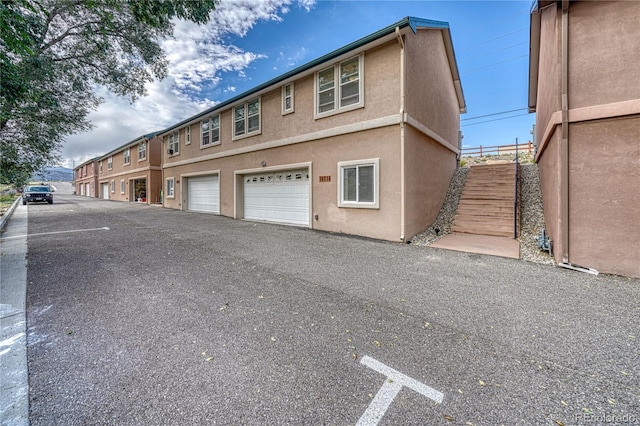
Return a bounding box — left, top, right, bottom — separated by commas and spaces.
33, 167, 74, 182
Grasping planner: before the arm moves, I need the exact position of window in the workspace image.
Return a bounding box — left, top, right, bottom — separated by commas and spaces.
99, 161, 103, 173
110, 180, 115, 193
234, 97, 260, 138
282, 83, 294, 114
316, 55, 363, 117
166, 178, 175, 198
120, 179, 125, 194
338, 158, 379, 208
138, 142, 146, 160
107, 156, 113, 170
201, 115, 220, 147
168, 132, 179, 155
185, 126, 191, 145
123, 148, 130, 165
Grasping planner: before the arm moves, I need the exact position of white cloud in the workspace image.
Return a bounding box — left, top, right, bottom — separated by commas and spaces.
62, 0, 316, 167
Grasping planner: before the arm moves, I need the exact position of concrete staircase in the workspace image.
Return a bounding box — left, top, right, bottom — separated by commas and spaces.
451, 163, 519, 238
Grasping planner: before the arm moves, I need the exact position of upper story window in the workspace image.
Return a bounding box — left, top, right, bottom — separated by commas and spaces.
316, 55, 363, 118
168, 132, 179, 156
123, 148, 130, 165
138, 142, 146, 160
201, 115, 220, 147
82, 166, 87, 176
234, 97, 260, 139
282, 83, 294, 114
185, 126, 191, 145
107, 156, 113, 170
99, 161, 103, 173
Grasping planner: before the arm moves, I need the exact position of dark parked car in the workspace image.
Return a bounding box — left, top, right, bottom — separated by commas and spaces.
22, 185, 54, 205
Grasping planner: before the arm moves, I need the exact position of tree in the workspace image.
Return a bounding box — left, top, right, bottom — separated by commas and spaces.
0, 0, 218, 185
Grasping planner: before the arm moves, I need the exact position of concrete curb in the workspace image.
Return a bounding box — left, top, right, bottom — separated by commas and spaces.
0, 196, 21, 231
1, 202, 29, 425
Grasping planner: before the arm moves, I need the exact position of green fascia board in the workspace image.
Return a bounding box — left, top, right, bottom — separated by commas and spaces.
158, 16, 452, 136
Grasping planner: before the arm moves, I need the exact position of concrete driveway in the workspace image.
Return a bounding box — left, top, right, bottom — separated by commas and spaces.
2, 194, 638, 425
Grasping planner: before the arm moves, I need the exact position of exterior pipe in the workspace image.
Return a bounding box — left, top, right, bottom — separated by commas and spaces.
396, 26, 406, 242
560, 0, 570, 263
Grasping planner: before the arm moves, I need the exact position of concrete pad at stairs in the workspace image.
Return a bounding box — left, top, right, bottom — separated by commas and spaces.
430, 232, 520, 259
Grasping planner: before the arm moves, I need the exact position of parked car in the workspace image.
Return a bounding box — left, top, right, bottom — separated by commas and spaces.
22, 185, 54, 205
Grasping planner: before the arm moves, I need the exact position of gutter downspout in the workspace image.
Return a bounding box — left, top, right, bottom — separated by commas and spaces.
560, 0, 570, 264
396, 27, 406, 242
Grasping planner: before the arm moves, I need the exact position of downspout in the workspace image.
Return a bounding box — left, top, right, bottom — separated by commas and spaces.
396, 26, 406, 242
560, 0, 569, 263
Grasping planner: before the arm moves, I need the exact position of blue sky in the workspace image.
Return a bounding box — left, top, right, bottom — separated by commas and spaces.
64, 0, 535, 166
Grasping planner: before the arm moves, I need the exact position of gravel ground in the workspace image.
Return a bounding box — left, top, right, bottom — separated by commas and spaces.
411, 158, 555, 265
410, 167, 468, 247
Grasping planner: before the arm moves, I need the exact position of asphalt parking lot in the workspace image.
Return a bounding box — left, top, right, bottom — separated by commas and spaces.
1, 194, 639, 425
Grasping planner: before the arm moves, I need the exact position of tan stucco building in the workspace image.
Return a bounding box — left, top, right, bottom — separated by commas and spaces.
159, 17, 466, 242
74, 157, 99, 197
529, 1, 640, 277
83, 134, 163, 204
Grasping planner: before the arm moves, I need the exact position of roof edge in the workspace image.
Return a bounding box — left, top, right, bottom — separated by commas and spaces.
158, 16, 456, 136
98, 131, 161, 160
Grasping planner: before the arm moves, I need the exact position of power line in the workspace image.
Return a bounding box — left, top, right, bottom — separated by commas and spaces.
461, 113, 530, 127
462, 108, 528, 121
461, 54, 528, 74
459, 41, 528, 64
459, 28, 528, 52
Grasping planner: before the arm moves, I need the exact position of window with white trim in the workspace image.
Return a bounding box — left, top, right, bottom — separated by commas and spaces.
282, 83, 294, 114
99, 161, 103, 173
123, 148, 130, 165
316, 55, 363, 117
166, 178, 176, 198
138, 142, 146, 160
107, 156, 113, 170
234, 97, 260, 138
201, 114, 220, 147
120, 179, 125, 194
110, 180, 115, 193
338, 158, 379, 208
168, 132, 179, 155
166, 178, 175, 198
185, 126, 191, 145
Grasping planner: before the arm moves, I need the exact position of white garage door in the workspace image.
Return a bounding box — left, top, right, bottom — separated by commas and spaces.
244, 169, 309, 226
188, 175, 220, 213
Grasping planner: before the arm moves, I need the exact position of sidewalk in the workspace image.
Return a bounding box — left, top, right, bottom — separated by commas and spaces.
0, 203, 29, 425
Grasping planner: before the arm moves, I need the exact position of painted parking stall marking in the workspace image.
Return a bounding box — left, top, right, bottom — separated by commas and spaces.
358, 356, 443, 426
0, 226, 110, 242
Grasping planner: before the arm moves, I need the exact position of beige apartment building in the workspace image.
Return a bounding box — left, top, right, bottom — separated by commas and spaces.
90, 134, 163, 204
529, 0, 640, 277
159, 17, 466, 242
74, 157, 99, 197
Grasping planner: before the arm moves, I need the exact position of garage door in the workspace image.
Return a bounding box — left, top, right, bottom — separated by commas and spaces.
244, 169, 309, 226
188, 175, 220, 213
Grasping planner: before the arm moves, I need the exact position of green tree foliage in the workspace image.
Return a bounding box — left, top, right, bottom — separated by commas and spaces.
0, 0, 218, 185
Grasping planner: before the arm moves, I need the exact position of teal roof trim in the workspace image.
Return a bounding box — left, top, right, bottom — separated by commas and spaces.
99, 130, 161, 160
159, 16, 456, 135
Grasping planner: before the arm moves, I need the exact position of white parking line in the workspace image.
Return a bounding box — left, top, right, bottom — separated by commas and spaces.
357, 356, 444, 426
0, 227, 110, 241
